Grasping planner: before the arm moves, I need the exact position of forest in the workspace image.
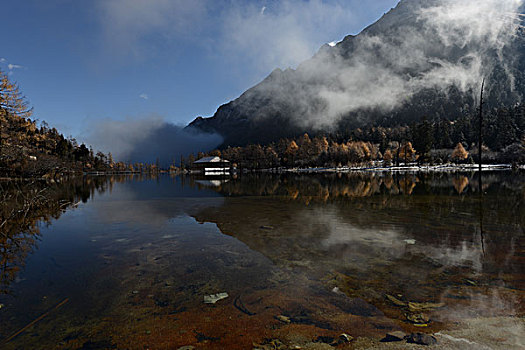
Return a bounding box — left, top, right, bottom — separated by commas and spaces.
191, 106, 525, 170
2, 68, 524, 177
0, 70, 118, 177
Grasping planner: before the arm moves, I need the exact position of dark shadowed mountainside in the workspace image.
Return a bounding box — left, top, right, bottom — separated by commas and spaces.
189, 0, 525, 146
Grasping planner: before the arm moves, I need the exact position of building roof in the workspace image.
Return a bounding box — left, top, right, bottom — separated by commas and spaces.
194, 156, 230, 164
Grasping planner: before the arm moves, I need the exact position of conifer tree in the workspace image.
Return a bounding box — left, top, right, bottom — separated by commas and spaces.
451, 143, 469, 162
0, 70, 33, 118
399, 142, 417, 164
0, 70, 33, 152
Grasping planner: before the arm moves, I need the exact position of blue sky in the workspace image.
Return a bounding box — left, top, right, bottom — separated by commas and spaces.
1, 0, 400, 141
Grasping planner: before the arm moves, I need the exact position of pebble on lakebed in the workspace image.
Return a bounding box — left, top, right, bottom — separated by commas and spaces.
381, 331, 407, 342
203, 292, 229, 304
407, 333, 438, 346
338, 333, 353, 343
382, 331, 437, 346
406, 312, 431, 325
275, 315, 291, 324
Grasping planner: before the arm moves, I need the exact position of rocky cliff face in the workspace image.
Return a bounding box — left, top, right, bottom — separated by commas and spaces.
189, 0, 525, 146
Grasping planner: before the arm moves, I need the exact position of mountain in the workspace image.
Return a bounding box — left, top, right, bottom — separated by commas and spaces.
189, 0, 525, 146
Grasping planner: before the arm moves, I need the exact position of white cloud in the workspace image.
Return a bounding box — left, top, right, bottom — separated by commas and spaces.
97, 0, 208, 57
85, 115, 222, 164
95, 0, 524, 130
95, 0, 372, 74
221, 0, 358, 74
244, 0, 525, 129
7, 63, 24, 70
139, 93, 149, 100
0, 58, 25, 72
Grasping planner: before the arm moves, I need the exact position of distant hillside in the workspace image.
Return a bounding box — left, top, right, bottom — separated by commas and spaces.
0, 70, 109, 177
189, 0, 525, 146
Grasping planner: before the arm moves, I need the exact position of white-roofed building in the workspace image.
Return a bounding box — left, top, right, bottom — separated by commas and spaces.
192, 156, 231, 175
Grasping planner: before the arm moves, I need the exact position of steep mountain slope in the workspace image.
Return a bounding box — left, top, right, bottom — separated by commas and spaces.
190, 0, 525, 146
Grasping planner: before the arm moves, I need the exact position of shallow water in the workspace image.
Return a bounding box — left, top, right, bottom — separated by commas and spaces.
0, 172, 524, 349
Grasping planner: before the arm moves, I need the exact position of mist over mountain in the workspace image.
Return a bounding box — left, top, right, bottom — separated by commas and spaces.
189, 0, 525, 146
86, 116, 222, 166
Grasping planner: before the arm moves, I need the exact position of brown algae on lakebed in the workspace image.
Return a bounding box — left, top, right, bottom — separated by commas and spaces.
0, 172, 523, 348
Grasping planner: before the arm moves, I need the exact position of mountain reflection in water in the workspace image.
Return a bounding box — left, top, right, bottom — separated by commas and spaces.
0, 172, 523, 349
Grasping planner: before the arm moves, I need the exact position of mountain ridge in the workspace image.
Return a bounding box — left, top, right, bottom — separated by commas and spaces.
189, 0, 525, 146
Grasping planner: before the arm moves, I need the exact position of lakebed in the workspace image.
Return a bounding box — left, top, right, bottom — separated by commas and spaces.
0, 172, 523, 349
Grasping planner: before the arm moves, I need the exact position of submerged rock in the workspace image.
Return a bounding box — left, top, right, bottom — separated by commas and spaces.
275, 315, 291, 324
331, 286, 343, 294
338, 333, 353, 343
406, 312, 430, 325
253, 338, 286, 350
381, 331, 407, 342
408, 301, 445, 312
407, 333, 438, 346
314, 335, 335, 344
385, 294, 406, 307
204, 292, 229, 304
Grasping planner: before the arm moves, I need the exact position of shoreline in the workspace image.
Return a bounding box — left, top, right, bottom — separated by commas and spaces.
352, 316, 525, 349
1, 164, 524, 182
253, 163, 525, 174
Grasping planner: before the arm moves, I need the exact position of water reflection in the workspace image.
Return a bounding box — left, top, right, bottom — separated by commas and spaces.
0, 172, 523, 349
190, 172, 525, 323
0, 177, 114, 294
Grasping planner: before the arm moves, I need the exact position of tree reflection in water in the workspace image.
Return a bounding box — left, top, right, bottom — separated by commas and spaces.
191, 171, 525, 319
0, 175, 141, 294
0, 171, 523, 349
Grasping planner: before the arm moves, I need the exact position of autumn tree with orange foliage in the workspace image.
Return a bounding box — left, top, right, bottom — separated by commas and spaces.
399, 142, 417, 164
0, 70, 33, 117
451, 143, 469, 162
1, 70, 117, 176
285, 140, 299, 166
0, 70, 33, 150
383, 149, 393, 165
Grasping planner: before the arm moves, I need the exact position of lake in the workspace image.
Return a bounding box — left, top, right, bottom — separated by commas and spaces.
0, 172, 524, 349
